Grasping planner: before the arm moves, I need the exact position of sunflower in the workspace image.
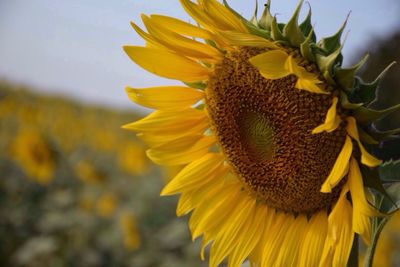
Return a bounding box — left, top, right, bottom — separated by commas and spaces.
123, 0, 399, 266
11, 130, 55, 185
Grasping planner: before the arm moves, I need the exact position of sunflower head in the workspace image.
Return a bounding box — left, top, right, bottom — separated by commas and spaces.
123, 1, 399, 266
11, 130, 55, 184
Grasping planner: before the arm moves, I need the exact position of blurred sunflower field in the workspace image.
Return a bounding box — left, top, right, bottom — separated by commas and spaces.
0, 81, 207, 267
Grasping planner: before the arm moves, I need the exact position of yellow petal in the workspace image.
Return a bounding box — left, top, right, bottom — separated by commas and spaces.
176, 169, 226, 217
285, 56, 329, 94
200, 0, 248, 32
123, 109, 207, 133
249, 50, 291, 79
130, 21, 163, 48
177, 168, 227, 217
136, 120, 209, 147
176, 191, 194, 216
284, 55, 302, 74
312, 97, 341, 134
190, 181, 240, 239
299, 211, 328, 267
217, 30, 280, 49
179, 0, 215, 30
321, 135, 353, 193
295, 78, 329, 94
250, 49, 329, 94
123, 46, 211, 82
247, 206, 275, 267
125, 86, 204, 110
346, 117, 382, 167
328, 188, 354, 267
209, 195, 256, 267
161, 153, 224, 195
228, 204, 266, 267
348, 157, 380, 245
261, 212, 295, 266
146, 135, 215, 166
142, 15, 222, 61
275, 215, 308, 267
149, 14, 214, 40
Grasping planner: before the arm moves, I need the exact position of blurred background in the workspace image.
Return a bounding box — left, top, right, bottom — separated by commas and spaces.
0, 0, 399, 266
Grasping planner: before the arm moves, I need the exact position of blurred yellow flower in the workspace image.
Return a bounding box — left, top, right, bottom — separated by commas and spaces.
11, 130, 55, 184
372, 211, 400, 267
78, 195, 96, 213
75, 160, 106, 184
117, 142, 148, 175
119, 212, 141, 251
96, 193, 117, 218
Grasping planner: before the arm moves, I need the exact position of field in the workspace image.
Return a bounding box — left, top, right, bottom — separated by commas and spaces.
0, 81, 399, 267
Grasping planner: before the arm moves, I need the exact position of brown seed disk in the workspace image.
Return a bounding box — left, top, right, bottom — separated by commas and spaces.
205, 47, 347, 214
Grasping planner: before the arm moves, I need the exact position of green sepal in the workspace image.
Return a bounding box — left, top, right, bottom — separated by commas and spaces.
350, 62, 396, 104
316, 44, 343, 80
379, 160, 400, 183
300, 29, 316, 62
358, 126, 380, 145
385, 183, 400, 213
249, 0, 258, 26
340, 91, 363, 110
299, 3, 316, 42
248, 24, 272, 39
335, 54, 369, 90
317, 12, 349, 54
353, 103, 400, 124
361, 165, 395, 205
271, 16, 286, 41
183, 82, 207, 90
282, 0, 305, 46
222, 0, 270, 39
369, 125, 400, 141
322, 70, 336, 85
258, 0, 274, 30
223, 0, 246, 20
204, 39, 219, 49
372, 184, 399, 214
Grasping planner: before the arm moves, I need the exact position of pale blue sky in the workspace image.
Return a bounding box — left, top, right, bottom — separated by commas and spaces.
0, 0, 399, 111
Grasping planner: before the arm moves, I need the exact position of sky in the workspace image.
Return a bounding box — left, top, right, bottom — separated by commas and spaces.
0, 0, 399, 111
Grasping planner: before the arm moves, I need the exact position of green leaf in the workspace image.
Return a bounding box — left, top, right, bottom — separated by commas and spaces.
317, 12, 349, 54
351, 62, 396, 104
354, 103, 400, 124
335, 54, 369, 89
379, 160, 400, 182
282, 0, 305, 46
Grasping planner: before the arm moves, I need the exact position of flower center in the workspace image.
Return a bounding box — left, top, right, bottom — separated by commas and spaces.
206, 47, 347, 214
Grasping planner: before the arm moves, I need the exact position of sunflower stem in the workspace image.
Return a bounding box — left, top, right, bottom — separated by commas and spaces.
348, 234, 359, 267
364, 216, 390, 267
